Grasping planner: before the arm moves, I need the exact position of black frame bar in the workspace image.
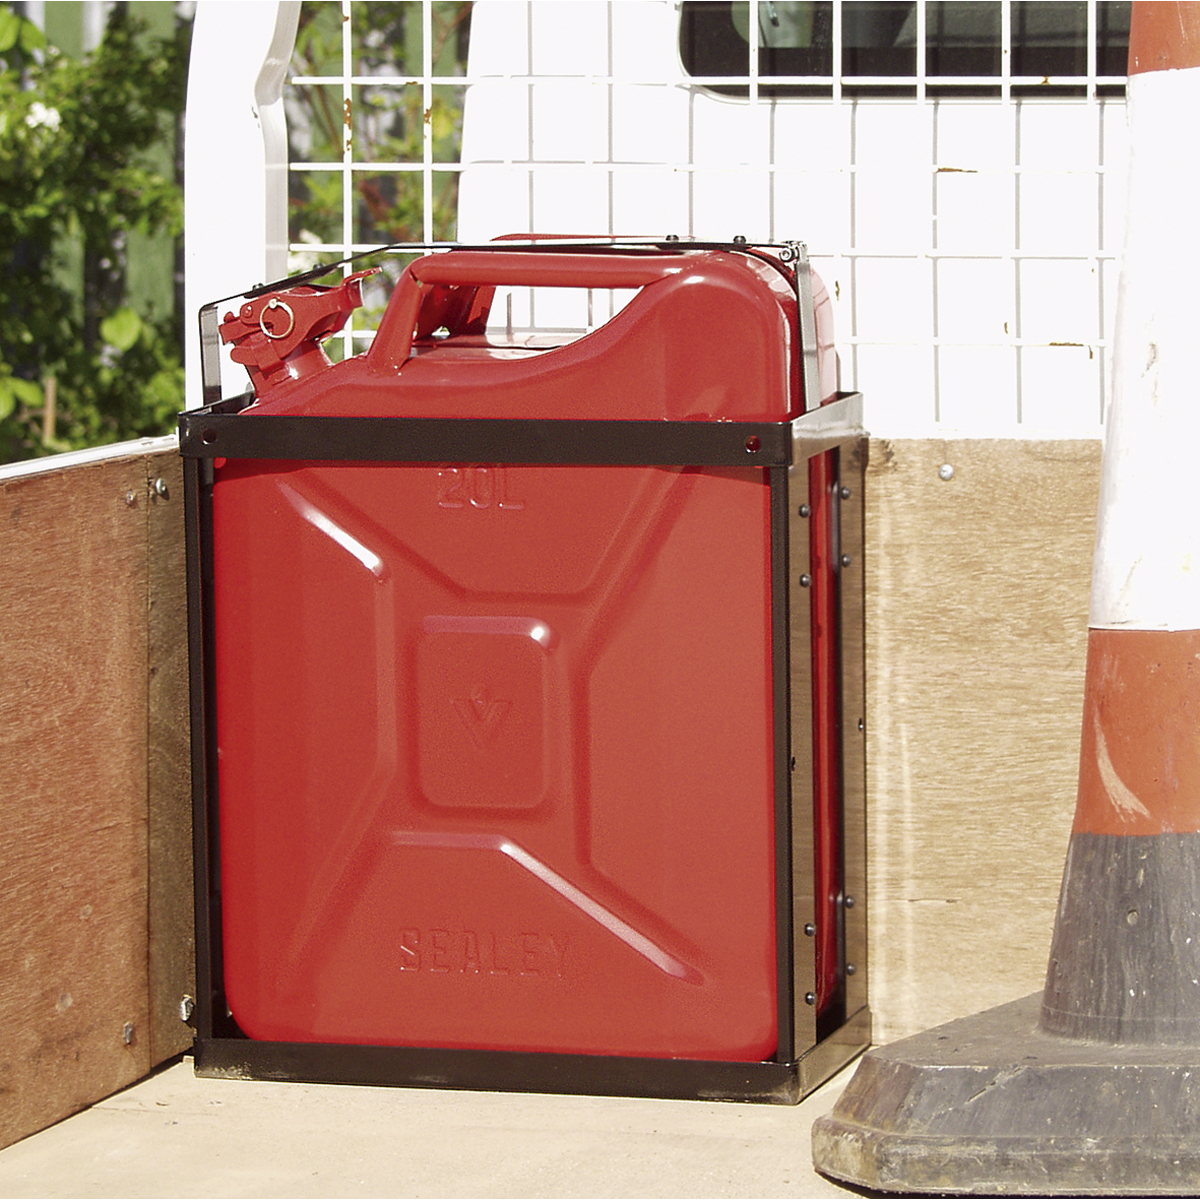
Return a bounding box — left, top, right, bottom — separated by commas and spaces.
180, 407, 796, 469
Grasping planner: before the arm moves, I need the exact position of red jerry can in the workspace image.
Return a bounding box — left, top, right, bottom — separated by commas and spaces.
181, 240, 868, 1102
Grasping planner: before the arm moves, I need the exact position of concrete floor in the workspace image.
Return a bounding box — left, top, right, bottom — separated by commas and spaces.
0, 1058, 867, 1199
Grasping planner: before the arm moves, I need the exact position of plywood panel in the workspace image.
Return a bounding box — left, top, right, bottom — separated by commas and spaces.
0, 458, 153, 1149
864, 438, 1102, 1044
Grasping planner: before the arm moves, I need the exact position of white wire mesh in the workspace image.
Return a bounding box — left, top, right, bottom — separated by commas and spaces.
280, 0, 1129, 436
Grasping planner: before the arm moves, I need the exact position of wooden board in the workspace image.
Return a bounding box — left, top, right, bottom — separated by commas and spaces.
145, 450, 194, 1065
0, 446, 194, 1151
0, 457, 153, 1148
863, 438, 1102, 1044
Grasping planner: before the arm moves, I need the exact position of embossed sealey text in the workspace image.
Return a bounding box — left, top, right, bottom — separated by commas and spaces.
399, 928, 566, 976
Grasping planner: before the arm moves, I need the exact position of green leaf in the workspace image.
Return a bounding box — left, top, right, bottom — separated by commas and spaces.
0, 8, 21, 54
99, 307, 143, 351
17, 19, 45, 54
9, 377, 43, 406
0, 379, 13, 421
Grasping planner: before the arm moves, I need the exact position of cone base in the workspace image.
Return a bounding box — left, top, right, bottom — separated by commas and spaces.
1042, 831, 1200, 1042
812, 993, 1200, 1196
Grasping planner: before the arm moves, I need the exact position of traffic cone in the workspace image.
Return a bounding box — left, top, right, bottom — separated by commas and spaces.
812, 4, 1200, 1192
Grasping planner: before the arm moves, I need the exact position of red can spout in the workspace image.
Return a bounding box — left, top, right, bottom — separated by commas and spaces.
219, 268, 379, 397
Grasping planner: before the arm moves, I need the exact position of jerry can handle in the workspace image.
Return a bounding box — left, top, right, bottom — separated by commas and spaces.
369, 251, 688, 373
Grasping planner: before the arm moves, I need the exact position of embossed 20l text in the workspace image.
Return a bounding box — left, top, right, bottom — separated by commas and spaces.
436, 466, 524, 511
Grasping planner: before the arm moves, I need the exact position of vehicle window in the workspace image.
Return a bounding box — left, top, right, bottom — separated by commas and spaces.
679, 1, 1131, 96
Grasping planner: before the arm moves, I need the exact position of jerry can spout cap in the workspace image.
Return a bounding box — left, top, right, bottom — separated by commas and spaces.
220, 268, 378, 397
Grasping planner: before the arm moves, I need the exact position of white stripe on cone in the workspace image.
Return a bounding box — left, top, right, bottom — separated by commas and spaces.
1091, 65, 1200, 632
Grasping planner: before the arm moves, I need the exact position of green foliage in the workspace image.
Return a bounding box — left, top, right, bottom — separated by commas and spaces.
0, 5, 46, 61
0, 4, 188, 462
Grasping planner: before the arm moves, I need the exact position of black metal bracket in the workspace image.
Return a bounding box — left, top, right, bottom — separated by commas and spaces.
179, 394, 862, 470
182, 402, 867, 1103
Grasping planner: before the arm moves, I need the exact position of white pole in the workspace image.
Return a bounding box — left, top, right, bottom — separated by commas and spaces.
183, 0, 300, 407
